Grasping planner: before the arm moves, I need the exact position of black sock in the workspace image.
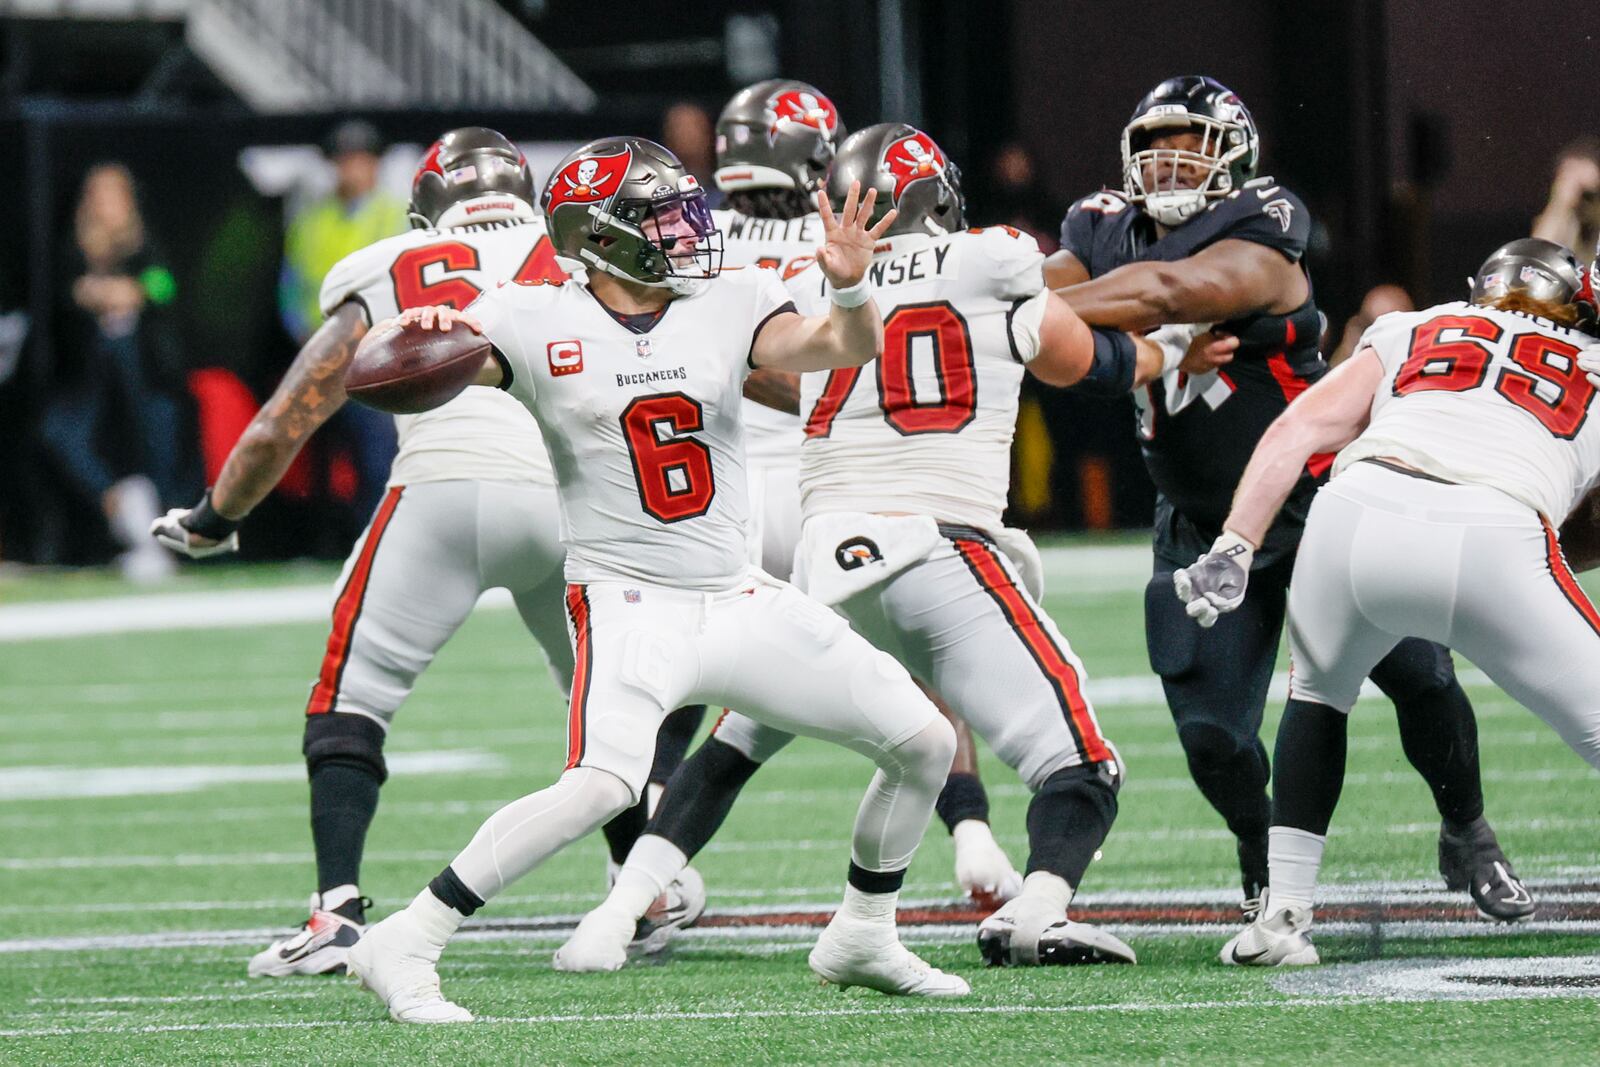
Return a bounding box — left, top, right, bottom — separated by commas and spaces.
1271, 699, 1349, 835
650, 705, 707, 785
427, 866, 484, 917
1374, 640, 1486, 826
646, 737, 764, 860
310, 762, 381, 894
935, 772, 990, 833
1024, 764, 1119, 888
600, 797, 649, 865
1177, 722, 1272, 842
847, 861, 906, 894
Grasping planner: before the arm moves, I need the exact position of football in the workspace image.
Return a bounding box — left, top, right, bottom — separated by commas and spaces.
344, 317, 493, 414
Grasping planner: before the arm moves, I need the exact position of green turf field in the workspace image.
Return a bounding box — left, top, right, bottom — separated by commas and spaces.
2, 545, 1596, 1064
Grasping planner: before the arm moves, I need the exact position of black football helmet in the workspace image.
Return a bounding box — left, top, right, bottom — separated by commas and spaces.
826, 123, 965, 239
1121, 76, 1260, 227
714, 79, 844, 193
542, 136, 723, 294
409, 127, 537, 230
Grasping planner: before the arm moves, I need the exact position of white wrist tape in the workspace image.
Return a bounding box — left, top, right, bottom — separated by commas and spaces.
1212, 529, 1257, 571
1149, 322, 1212, 375
829, 276, 873, 309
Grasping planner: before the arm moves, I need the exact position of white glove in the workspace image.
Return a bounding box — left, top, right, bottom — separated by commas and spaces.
952, 819, 1024, 911
150, 507, 239, 559
1172, 531, 1256, 628
1579, 342, 1600, 390
1147, 322, 1213, 376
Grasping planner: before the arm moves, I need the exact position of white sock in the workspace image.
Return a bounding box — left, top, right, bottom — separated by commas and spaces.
604, 834, 688, 922
1267, 826, 1326, 915
319, 883, 361, 913
1017, 870, 1073, 915
839, 883, 898, 924
412, 888, 466, 949
646, 782, 666, 815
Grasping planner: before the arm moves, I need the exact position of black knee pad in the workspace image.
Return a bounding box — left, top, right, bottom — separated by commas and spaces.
303, 713, 388, 784
1177, 720, 1249, 769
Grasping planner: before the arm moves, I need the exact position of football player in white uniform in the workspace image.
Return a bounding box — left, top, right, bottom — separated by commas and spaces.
150, 128, 694, 977
1175, 238, 1600, 965
344, 136, 976, 1022
559, 125, 1238, 970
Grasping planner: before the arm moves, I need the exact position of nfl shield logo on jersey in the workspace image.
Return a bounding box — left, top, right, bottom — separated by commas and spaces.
635, 338, 653, 361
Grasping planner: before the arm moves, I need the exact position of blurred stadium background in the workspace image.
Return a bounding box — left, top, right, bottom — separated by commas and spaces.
3, 0, 1597, 573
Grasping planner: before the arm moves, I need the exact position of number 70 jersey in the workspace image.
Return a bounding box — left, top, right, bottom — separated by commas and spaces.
1336, 300, 1600, 523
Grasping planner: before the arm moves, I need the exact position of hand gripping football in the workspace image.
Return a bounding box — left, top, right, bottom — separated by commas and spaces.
345, 317, 492, 414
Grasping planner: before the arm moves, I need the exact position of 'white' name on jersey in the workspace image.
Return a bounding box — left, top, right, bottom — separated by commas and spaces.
1336, 300, 1600, 522
713, 208, 824, 463
319, 218, 567, 488
469, 268, 796, 591
788, 226, 1047, 531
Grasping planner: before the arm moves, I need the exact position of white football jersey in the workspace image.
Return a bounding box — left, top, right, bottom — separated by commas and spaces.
319, 218, 569, 488
713, 208, 825, 463
1335, 300, 1600, 522
789, 226, 1048, 531
470, 268, 798, 591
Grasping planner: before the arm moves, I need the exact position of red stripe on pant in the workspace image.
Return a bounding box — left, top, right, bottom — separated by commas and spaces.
564, 584, 593, 770
952, 539, 1113, 764
1542, 517, 1600, 638
305, 486, 405, 715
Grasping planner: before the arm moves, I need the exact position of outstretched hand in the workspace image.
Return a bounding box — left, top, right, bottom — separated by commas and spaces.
814, 181, 899, 290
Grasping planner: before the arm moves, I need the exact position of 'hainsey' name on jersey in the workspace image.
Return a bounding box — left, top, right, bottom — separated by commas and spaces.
318, 218, 568, 488
1335, 301, 1600, 523
713, 208, 824, 463
468, 268, 797, 590
787, 226, 1050, 532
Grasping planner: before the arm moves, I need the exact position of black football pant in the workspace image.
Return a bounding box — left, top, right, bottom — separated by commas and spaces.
1145, 551, 1485, 883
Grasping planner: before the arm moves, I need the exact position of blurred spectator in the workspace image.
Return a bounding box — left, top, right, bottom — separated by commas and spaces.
278, 119, 406, 524
984, 141, 1064, 251
1531, 137, 1600, 257
662, 101, 720, 202
38, 163, 186, 581
1327, 283, 1415, 367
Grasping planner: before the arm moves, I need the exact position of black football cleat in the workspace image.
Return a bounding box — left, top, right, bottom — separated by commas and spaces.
1439, 817, 1535, 922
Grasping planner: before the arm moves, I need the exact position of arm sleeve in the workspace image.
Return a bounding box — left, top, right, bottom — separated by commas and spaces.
465, 283, 532, 401
1072, 329, 1141, 396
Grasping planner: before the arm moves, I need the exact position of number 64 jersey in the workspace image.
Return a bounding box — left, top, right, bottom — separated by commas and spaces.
467, 268, 798, 591
1335, 301, 1600, 523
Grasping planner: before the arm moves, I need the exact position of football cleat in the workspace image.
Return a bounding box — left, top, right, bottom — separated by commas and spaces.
1220, 895, 1319, 967
1439, 817, 1536, 922
247, 894, 366, 977
977, 895, 1136, 967
809, 913, 970, 997
553, 906, 633, 973
631, 865, 707, 955
951, 820, 1024, 913
347, 910, 471, 1023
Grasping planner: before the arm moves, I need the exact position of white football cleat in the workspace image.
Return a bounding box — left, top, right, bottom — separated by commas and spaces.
808, 913, 970, 997
553, 906, 633, 973
977, 894, 1136, 966
1220, 896, 1319, 967
247, 895, 364, 977
952, 820, 1024, 912
347, 911, 472, 1023
631, 865, 707, 955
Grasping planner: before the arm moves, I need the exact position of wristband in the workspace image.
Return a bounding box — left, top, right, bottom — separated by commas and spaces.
1148, 322, 1211, 376
182, 489, 242, 541
828, 276, 872, 309
1075, 328, 1139, 396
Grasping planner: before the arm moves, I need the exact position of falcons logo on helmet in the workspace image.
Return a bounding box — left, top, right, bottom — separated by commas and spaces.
883, 132, 947, 201
546, 148, 632, 212
764, 89, 839, 145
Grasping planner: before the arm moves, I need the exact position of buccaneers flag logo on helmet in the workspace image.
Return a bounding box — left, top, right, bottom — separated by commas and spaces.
764, 89, 839, 145
883, 131, 947, 201
546, 148, 633, 212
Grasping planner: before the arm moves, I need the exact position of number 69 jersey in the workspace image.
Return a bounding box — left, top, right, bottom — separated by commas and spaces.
318, 218, 569, 488
1334, 301, 1600, 523
789, 226, 1050, 532
468, 268, 798, 591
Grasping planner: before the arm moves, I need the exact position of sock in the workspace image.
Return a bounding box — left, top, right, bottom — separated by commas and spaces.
935, 772, 991, 833
310, 762, 381, 893
1017, 870, 1073, 914
650, 705, 707, 784
1023, 765, 1118, 888
1266, 826, 1326, 914
839, 882, 898, 923
410, 887, 466, 950
645, 737, 764, 859
1380, 646, 1486, 826
427, 865, 485, 917
603, 836, 689, 922
847, 861, 906, 896
1270, 699, 1349, 836
1178, 723, 1272, 843
600, 797, 648, 865
319, 883, 364, 921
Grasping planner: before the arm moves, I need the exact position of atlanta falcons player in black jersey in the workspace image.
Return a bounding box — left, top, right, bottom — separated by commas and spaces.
1043, 76, 1532, 921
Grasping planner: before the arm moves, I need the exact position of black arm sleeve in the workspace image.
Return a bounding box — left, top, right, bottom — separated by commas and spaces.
1072, 328, 1140, 396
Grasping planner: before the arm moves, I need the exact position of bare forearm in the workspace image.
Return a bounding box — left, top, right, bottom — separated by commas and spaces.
1226, 422, 1316, 546
212, 304, 366, 518
825, 299, 883, 368
743, 367, 801, 414
1055, 263, 1192, 331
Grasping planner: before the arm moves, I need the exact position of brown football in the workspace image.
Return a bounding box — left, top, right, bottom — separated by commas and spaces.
345, 319, 493, 414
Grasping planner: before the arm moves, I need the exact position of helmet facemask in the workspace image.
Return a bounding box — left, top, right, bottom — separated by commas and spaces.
1122, 113, 1252, 227
585, 187, 724, 296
